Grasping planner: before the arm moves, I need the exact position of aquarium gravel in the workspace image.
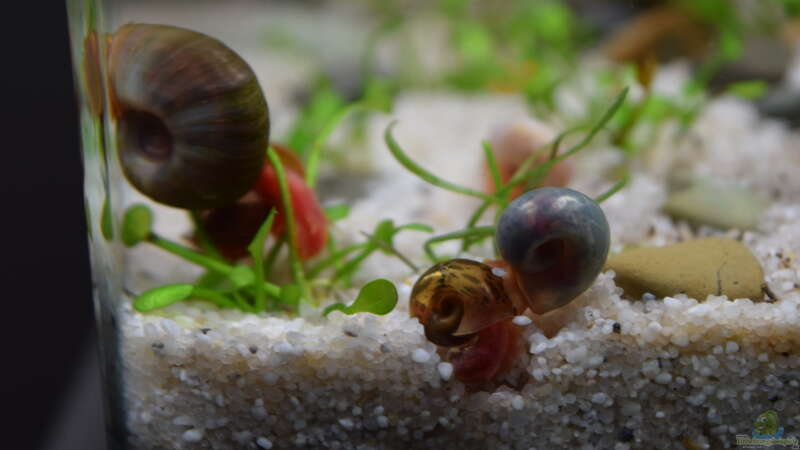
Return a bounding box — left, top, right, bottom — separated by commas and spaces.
121, 67, 800, 447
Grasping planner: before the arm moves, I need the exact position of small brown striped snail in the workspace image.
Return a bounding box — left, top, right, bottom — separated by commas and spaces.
109, 24, 269, 209
410, 187, 610, 383
410, 259, 521, 347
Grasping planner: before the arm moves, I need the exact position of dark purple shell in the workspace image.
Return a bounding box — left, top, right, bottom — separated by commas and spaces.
496, 187, 609, 314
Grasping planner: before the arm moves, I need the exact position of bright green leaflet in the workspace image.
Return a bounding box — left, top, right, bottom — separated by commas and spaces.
322, 279, 398, 317
121, 204, 153, 247
324, 204, 351, 222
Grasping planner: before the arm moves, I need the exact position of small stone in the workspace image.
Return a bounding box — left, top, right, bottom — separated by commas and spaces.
338, 418, 354, 430
437, 362, 454, 381
511, 395, 525, 410
663, 177, 767, 231
182, 429, 204, 442
655, 372, 672, 384
256, 437, 273, 449
412, 348, 430, 363
605, 237, 764, 301
512, 315, 532, 326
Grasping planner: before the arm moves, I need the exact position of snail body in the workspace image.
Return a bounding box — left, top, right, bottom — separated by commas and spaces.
201, 144, 327, 261
109, 24, 269, 209
496, 187, 610, 314
255, 145, 328, 260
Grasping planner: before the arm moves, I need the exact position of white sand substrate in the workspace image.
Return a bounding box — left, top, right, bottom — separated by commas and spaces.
121, 84, 800, 449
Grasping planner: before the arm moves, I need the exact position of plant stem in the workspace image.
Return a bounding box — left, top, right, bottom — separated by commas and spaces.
263, 236, 285, 280
360, 231, 419, 273
149, 233, 235, 275
385, 122, 500, 203
191, 288, 237, 309
248, 208, 277, 312
148, 233, 281, 298
482, 141, 503, 194
425, 226, 495, 262
189, 210, 225, 260
267, 147, 313, 305
305, 102, 365, 188
594, 174, 630, 204
308, 243, 367, 279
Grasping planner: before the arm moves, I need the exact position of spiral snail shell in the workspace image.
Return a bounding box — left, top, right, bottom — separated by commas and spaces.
410, 259, 520, 347
496, 187, 610, 315
109, 24, 269, 209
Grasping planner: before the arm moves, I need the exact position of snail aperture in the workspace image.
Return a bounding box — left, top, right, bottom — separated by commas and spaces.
110, 24, 269, 209
496, 187, 610, 315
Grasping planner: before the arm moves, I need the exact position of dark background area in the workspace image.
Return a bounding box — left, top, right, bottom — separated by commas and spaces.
3, 3, 101, 450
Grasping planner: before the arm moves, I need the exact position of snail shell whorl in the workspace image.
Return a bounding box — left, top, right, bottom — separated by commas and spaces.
496, 187, 610, 315
110, 24, 269, 209
410, 259, 518, 347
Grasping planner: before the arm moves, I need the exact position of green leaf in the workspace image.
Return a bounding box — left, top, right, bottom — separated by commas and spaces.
101, 196, 113, 241
267, 147, 312, 304
121, 204, 153, 247
372, 219, 397, 246
323, 279, 398, 317
230, 265, 255, 289
396, 223, 434, 233
482, 141, 502, 193
324, 204, 350, 222
454, 21, 493, 65
727, 80, 768, 100
287, 80, 346, 158
247, 208, 277, 312
280, 284, 302, 308
133, 284, 194, 312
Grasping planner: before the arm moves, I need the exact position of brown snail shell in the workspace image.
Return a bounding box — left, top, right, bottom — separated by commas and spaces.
109, 24, 269, 209
409, 259, 519, 347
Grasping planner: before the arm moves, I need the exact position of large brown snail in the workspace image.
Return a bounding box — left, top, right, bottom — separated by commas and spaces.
410, 187, 610, 383
109, 24, 269, 209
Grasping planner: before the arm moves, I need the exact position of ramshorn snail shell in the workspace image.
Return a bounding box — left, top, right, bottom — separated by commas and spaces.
109, 24, 269, 209
410, 259, 519, 347
496, 187, 610, 314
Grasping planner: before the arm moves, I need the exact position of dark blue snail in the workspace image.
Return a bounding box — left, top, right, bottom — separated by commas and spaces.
496, 187, 610, 315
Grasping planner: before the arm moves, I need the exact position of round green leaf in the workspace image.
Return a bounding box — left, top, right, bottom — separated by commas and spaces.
121, 204, 153, 247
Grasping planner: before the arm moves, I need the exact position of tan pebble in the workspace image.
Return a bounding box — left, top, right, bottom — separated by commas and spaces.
605, 237, 764, 301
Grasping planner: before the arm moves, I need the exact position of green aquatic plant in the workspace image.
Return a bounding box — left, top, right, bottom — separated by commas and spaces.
123, 143, 407, 316
385, 88, 629, 262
